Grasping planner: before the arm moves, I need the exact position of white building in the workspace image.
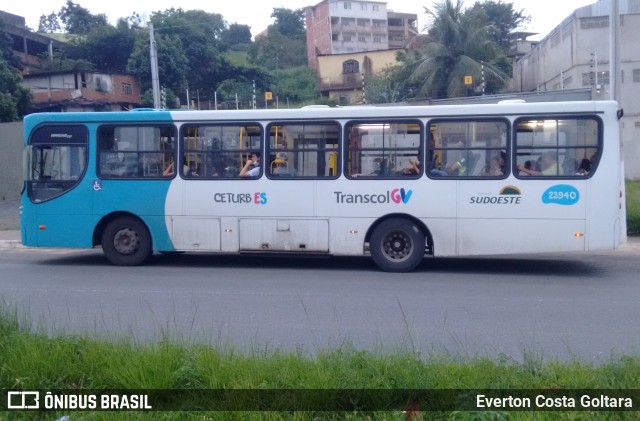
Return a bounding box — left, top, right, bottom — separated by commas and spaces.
512, 0, 640, 179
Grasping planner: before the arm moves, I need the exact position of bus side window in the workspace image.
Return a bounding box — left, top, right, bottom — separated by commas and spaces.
346, 121, 422, 179
514, 118, 600, 179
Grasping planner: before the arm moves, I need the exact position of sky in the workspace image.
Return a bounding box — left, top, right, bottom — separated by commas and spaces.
3, 0, 598, 40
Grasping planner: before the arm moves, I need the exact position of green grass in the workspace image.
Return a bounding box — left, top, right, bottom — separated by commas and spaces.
626, 180, 640, 236
2, 308, 640, 420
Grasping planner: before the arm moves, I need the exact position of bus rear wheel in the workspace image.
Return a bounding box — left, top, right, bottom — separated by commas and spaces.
101, 216, 152, 266
370, 218, 425, 272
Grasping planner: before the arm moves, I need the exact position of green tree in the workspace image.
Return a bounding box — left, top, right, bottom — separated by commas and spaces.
127, 31, 190, 94
66, 18, 138, 73
247, 8, 307, 71
59, 1, 109, 34
409, 0, 508, 99
270, 66, 318, 103
38, 1, 108, 34
221, 23, 252, 47
0, 23, 31, 121
127, 8, 270, 106
464, 0, 530, 51
363, 50, 424, 104
38, 13, 62, 33
248, 30, 307, 70
270, 8, 306, 40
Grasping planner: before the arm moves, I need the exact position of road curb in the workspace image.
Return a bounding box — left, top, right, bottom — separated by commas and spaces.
0, 240, 23, 249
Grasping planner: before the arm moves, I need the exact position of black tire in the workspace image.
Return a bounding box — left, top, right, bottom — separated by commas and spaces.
101, 216, 152, 266
370, 218, 425, 272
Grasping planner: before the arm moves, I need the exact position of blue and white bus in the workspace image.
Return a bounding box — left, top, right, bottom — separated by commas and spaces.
21, 101, 626, 272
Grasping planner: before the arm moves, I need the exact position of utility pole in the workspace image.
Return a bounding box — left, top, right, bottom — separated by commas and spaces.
610, 0, 620, 102
148, 22, 161, 109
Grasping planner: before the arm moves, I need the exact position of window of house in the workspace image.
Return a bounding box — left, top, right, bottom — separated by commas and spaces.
98, 125, 176, 179
343, 35, 352, 42
344, 1, 351, 9
514, 118, 600, 178
428, 120, 508, 178
180, 124, 261, 179
122, 83, 133, 95
267, 123, 340, 178
633, 69, 640, 83
346, 121, 423, 179
343, 60, 360, 74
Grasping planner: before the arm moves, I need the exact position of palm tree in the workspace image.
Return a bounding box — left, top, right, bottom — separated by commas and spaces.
410, 0, 508, 99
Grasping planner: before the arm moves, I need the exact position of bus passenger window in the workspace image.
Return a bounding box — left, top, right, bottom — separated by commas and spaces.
267, 123, 339, 179
181, 124, 262, 179
428, 120, 507, 178
514, 118, 600, 178
98, 125, 176, 179
346, 121, 422, 179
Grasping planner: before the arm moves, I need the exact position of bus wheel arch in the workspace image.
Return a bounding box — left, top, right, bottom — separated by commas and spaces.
94, 212, 153, 266
366, 214, 432, 272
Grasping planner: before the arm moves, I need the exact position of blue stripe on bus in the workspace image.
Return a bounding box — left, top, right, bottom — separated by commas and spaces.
22, 179, 173, 250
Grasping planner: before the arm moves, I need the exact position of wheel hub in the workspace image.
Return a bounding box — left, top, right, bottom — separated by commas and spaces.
113, 228, 140, 255
383, 231, 411, 260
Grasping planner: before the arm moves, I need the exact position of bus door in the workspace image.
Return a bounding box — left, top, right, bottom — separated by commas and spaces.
238, 122, 340, 253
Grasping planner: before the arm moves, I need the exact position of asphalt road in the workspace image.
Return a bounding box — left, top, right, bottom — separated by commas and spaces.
1, 245, 639, 362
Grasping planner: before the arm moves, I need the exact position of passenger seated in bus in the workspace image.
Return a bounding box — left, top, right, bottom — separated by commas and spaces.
162, 158, 175, 176
271, 152, 289, 176
576, 158, 591, 175
240, 152, 261, 177
372, 158, 389, 176
481, 157, 503, 176
401, 158, 420, 175
430, 156, 466, 176
430, 140, 467, 176
183, 163, 200, 177
517, 151, 562, 176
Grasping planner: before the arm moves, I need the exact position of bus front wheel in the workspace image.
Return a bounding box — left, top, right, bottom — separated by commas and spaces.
101, 217, 152, 266
370, 219, 425, 272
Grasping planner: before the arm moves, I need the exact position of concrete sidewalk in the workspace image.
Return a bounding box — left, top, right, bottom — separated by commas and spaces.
0, 198, 20, 248
0, 230, 22, 248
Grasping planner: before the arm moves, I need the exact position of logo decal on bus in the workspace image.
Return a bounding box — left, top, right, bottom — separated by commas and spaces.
214, 192, 267, 205
334, 188, 413, 204
542, 185, 580, 206
470, 186, 522, 205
